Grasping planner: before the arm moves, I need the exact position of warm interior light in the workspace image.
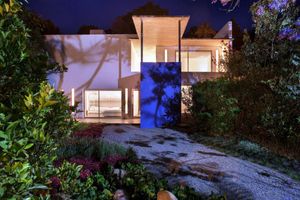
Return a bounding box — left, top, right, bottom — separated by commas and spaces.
164, 49, 168, 62
71, 88, 75, 106
133, 90, 140, 117
177, 51, 211, 72
125, 88, 128, 114
181, 85, 191, 113
216, 49, 219, 72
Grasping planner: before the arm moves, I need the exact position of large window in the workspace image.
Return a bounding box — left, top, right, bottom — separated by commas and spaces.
85, 90, 122, 118
176, 51, 212, 72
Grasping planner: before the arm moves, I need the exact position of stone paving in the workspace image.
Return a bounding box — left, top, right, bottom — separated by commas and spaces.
102, 125, 300, 200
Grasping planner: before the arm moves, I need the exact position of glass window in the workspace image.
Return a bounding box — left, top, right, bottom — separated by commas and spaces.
176, 51, 212, 72
99, 91, 122, 117
85, 90, 122, 118
176, 51, 188, 72
85, 91, 99, 118
189, 51, 211, 72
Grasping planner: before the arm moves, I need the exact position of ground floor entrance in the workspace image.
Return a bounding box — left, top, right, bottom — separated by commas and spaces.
84, 89, 140, 119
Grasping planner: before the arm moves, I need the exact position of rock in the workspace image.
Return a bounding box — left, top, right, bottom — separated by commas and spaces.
157, 190, 178, 200
113, 189, 127, 200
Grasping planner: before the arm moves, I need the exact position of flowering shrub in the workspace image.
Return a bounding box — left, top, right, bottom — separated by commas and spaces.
73, 123, 103, 138
69, 157, 102, 172
80, 169, 92, 180
103, 154, 128, 166
50, 176, 61, 189
252, 0, 299, 41
221, 0, 300, 155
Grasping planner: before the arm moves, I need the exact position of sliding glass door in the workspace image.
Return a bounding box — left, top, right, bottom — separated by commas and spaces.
85, 90, 122, 118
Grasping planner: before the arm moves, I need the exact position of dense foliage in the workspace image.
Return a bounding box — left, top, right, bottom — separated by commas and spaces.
0, 83, 74, 198
188, 0, 300, 158
0, 1, 75, 198
189, 78, 240, 135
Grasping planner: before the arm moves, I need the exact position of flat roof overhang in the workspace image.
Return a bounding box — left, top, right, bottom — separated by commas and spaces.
132, 15, 190, 46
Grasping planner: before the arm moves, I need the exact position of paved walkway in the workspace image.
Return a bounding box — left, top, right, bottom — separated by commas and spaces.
102, 125, 300, 200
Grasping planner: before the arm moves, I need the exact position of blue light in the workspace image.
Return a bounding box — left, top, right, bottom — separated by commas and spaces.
140, 62, 181, 128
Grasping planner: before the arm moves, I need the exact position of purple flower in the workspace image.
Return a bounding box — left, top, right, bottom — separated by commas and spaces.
80, 169, 92, 180
279, 27, 293, 37
289, 32, 300, 41
295, 18, 300, 27
256, 6, 265, 16
50, 176, 61, 189
279, 27, 299, 41
268, 0, 288, 11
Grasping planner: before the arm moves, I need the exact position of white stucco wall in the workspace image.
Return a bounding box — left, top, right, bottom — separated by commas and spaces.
46, 34, 137, 98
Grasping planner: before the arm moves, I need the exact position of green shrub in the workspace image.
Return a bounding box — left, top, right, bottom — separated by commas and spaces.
52, 161, 100, 200
121, 163, 167, 200
189, 78, 240, 135
237, 140, 266, 155
0, 2, 63, 111
0, 83, 75, 199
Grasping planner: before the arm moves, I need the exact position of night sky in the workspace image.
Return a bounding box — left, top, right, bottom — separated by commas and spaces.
26, 0, 258, 34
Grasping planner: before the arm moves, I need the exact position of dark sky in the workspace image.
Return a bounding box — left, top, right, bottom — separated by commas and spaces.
26, 0, 258, 34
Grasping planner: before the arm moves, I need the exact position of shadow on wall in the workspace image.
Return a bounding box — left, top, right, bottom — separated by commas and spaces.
141, 62, 181, 128
46, 35, 132, 99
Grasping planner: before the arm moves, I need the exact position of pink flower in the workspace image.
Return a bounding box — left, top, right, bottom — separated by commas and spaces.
72, 124, 103, 138
68, 157, 102, 172
50, 176, 61, 189
104, 155, 126, 166
80, 169, 92, 180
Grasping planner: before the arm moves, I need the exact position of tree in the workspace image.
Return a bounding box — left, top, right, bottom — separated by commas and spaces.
0, 1, 75, 198
0, 6, 63, 108
231, 19, 244, 50
225, 0, 300, 142
186, 22, 216, 38
77, 25, 100, 34
111, 1, 169, 34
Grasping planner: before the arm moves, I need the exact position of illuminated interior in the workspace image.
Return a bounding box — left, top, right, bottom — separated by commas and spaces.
181, 85, 191, 113
130, 39, 157, 72
176, 51, 212, 72
125, 88, 128, 115
85, 90, 122, 118
85, 91, 99, 118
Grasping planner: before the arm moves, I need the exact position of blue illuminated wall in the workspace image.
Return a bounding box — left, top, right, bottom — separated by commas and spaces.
140, 62, 181, 128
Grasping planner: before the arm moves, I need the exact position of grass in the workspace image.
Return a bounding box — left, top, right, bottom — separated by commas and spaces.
57, 136, 127, 161
175, 125, 300, 181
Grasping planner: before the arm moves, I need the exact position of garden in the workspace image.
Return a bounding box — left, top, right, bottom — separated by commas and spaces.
0, 0, 299, 199
181, 0, 300, 180
0, 1, 225, 199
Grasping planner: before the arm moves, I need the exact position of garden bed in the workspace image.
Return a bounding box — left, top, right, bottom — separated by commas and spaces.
50, 123, 225, 199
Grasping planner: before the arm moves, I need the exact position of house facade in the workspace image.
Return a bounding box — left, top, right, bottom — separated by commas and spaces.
46, 16, 231, 126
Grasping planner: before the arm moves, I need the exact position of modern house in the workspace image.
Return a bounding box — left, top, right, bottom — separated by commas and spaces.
47, 16, 231, 127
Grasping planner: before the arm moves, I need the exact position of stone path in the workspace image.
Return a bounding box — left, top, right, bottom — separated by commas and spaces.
102, 125, 300, 200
